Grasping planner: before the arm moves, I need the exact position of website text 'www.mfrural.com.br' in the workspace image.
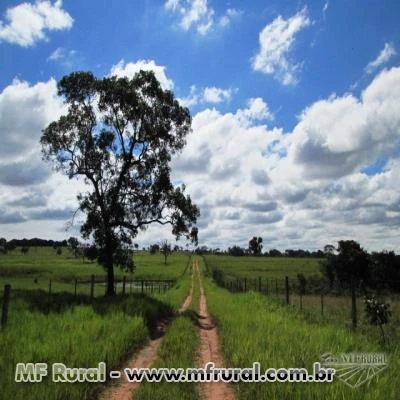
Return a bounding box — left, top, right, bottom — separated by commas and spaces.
121, 362, 335, 383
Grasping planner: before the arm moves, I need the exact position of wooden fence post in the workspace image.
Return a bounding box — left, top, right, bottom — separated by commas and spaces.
275, 279, 278, 296
300, 294, 303, 310
258, 277, 262, 292
1, 284, 11, 329
141, 280, 144, 293
351, 282, 357, 331
90, 275, 95, 300
285, 276, 289, 305
122, 276, 126, 296
265, 279, 269, 295
244, 278, 247, 292
74, 278, 78, 299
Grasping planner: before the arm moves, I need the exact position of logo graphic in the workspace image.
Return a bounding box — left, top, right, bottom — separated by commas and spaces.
320, 352, 388, 388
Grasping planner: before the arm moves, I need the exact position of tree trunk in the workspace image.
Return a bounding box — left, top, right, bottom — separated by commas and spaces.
105, 249, 115, 296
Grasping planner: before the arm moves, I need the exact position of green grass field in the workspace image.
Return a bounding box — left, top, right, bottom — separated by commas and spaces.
0, 252, 193, 400
1, 252, 398, 400
200, 257, 399, 400
0, 247, 190, 293
203, 254, 400, 347
204, 254, 322, 280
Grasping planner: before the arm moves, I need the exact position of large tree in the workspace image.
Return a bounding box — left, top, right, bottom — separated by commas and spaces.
41, 70, 199, 295
249, 236, 263, 256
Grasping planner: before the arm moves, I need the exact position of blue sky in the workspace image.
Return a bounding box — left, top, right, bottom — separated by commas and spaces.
1, 0, 400, 251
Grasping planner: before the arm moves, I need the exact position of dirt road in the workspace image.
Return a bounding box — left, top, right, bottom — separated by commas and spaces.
195, 259, 236, 400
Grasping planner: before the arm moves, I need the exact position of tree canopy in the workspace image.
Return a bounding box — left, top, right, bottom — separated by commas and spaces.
249, 236, 263, 256
41, 70, 199, 295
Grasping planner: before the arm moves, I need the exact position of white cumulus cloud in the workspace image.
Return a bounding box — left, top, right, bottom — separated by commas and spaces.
0, 0, 73, 47
170, 67, 400, 251
202, 87, 233, 103
252, 8, 311, 85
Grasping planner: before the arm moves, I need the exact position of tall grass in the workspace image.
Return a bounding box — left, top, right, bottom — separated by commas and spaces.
202, 258, 399, 400
0, 291, 176, 400
154, 256, 193, 311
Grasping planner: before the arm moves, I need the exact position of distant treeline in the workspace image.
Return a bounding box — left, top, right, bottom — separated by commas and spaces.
194, 245, 325, 258
0, 237, 67, 251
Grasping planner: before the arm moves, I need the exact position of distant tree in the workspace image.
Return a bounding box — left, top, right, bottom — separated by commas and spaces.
269, 249, 282, 257
321, 240, 370, 288
134, 243, 139, 250
285, 249, 295, 257
5, 241, 16, 252
41, 70, 199, 296
249, 236, 263, 256
323, 244, 336, 255
56, 247, 62, 256
0, 238, 7, 254
149, 244, 160, 254
173, 244, 180, 252
369, 251, 400, 290
67, 237, 80, 257
195, 245, 209, 255
313, 249, 325, 258
228, 245, 245, 256
160, 240, 172, 265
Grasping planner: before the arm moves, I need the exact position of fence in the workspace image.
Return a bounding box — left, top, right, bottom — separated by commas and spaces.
210, 267, 399, 333
0, 276, 175, 329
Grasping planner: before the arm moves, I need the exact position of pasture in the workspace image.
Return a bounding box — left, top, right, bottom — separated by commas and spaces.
204, 254, 322, 280
0, 247, 189, 294
0, 251, 193, 400
1, 252, 398, 400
